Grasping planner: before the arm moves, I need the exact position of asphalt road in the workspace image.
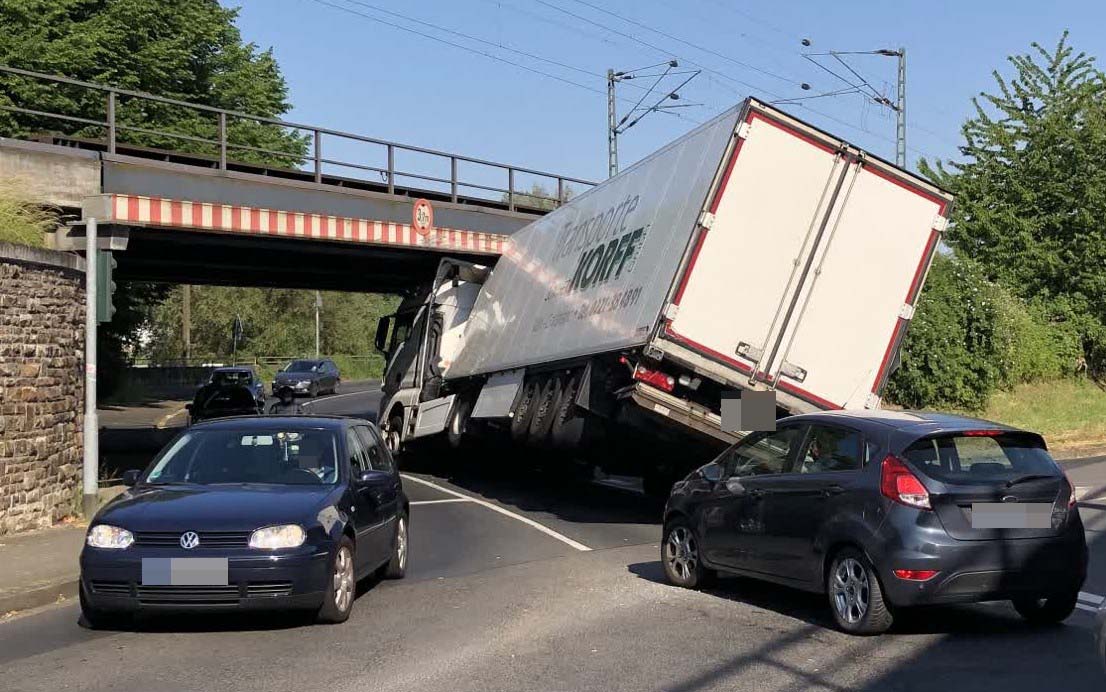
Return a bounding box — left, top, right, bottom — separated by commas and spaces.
5, 385, 1106, 691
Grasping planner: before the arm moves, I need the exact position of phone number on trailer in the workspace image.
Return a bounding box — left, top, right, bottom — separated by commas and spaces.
532, 286, 643, 333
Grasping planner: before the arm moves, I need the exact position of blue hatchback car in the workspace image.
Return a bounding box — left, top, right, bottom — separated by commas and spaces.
80, 416, 408, 627
662, 410, 1087, 634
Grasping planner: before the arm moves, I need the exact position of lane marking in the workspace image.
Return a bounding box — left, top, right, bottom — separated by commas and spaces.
1079, 591, 1105, 605
411, 498, 472, 506
156, 406, 188, 427
1076, 603, 1099, 613
400, 474, 592, 552
301, 387, 382, 408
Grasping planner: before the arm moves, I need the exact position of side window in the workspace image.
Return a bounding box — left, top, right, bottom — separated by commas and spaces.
345, 429, 368, 475
355, 426, 394, 473
724, 427, 804, 478
797, 425, 863, 473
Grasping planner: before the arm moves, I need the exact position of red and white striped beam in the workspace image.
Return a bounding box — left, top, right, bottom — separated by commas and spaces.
91, 194, 508, 256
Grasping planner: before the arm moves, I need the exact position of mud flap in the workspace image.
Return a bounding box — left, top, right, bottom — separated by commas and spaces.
412, 394, 456, 439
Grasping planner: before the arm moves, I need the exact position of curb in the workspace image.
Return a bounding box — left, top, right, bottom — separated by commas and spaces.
0, 578, 78, 616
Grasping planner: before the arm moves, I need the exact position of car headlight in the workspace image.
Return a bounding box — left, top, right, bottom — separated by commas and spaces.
249, 524, 306, 549
86, 524, 134, 549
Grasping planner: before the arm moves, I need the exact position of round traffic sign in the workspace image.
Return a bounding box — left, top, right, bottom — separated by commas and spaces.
412, 199, 434, 236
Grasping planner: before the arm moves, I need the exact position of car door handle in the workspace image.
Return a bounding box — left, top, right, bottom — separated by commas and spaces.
749, 488, 765, 498
822, 485, 845, 497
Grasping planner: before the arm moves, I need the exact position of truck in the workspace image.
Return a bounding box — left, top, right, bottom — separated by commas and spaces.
374, 98, 953, 495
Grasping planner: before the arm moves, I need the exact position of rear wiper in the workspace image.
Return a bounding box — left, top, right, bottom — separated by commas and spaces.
1006, 473, 1057, 488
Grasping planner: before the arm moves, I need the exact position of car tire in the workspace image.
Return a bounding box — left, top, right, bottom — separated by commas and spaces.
827, 548, 893, 635
317, 537, 356, 624
1012, 589, 1079, 625
662, 518, 715, 590
78, 584, 130, 630
332, 379, 340, 395
381, 515, 408, 579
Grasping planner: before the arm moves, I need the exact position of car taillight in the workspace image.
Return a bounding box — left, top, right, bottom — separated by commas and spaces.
880, 454, 931, 510
1063, 470, 1078, 509
631, 364, 675, 393
893, 569, 939, 581
962, 429, 1003, 437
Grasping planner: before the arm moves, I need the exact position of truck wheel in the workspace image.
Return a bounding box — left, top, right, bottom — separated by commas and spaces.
385, 413, 404, 455
509, 378, 541, 442
550, 371, 584, 448
527, 375, 563, 443
447, 397, 473, 449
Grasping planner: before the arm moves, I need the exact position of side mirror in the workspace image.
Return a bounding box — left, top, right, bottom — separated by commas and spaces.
701, 462, 723, 483
122, 469, 141, 487
725, 477, 746, 495
374, 317, 391, 354
357, 469, 390, 485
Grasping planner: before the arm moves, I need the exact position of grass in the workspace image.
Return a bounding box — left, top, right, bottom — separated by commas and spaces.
0, 180, 55, 248
957, 379, 1106, 456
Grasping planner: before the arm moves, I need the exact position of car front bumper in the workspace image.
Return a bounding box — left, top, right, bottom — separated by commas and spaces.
80, 546, 332, 613
875, 513, 1088, 607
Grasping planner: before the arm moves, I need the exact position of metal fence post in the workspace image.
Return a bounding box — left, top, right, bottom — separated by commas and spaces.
387, 144, 395, 195
450, 157, 458, 202
218, 112, 227, 170
314, 130, 322, 183
508, 168, 515, 212
106, 92, 116, 154
557, 178, 564, 206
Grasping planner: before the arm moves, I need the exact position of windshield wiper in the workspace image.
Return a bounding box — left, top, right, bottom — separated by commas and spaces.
1006, 473, 1057, 488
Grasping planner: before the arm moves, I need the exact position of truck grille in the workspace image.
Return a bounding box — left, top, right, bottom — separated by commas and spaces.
133, 531, 251, 548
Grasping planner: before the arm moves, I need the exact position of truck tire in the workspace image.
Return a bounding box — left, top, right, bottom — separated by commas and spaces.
447, 397, 473, 449
550, 371, 584, 448
385, 412, 404, 455
527, 375, 563, 443
509, 378, 541, 442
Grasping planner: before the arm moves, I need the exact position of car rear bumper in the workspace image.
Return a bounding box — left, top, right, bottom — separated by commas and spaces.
80, 549, 331, 613
876, 524, 1088, 607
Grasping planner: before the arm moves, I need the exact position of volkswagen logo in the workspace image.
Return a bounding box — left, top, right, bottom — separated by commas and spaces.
1001, 495, 1018, 503
179, 531, 200, 550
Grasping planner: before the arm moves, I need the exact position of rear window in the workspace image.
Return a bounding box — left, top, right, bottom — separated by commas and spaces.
902, 432, 1058, 484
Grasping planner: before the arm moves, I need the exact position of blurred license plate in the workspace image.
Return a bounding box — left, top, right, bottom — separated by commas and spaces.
971, 503, 1052, 529
141, 558, 228, 586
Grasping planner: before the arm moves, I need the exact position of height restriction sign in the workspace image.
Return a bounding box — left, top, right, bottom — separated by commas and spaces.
412, 199, 434, 236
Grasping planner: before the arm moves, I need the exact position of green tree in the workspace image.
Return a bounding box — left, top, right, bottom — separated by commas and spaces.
919, 32, 1106, 373
0, 0, 307, 166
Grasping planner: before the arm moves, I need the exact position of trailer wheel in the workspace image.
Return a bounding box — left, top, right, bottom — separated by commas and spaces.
447, 397, 473, 449
385, 412, 405, 455
509, 378, 541, 442
527, 375, 563, 443
550, 371, 584, 448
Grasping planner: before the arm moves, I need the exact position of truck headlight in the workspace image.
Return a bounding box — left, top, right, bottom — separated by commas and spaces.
249, 524, 306, 549
86, 524, 134, 549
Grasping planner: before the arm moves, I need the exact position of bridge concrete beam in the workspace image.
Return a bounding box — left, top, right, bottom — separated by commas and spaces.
0, 138, 100, 210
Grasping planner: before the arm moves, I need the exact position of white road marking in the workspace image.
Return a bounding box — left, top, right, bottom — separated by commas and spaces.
1076, 486, 1091, 500
301, 388, 381, 408
1076, 603, 1099, 613
401, 474, 593, 552
1079, 591, 1105, 605
410, 498, 472, 506
156, 406, 188, 427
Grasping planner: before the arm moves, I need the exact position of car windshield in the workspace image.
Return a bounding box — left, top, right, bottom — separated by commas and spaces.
284, 360, 321, 373
144, 428, 340, 485
902, 432, 1060, 485
211, 370, 251, 386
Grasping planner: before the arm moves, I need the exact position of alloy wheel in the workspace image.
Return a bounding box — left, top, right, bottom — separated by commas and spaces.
333, 546, 354, 613
665, 526, 698, 582
396, 517, 408, 571
832, 557, 870, 624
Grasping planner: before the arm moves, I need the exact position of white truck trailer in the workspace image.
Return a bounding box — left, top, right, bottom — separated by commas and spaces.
374, 98, 953, 494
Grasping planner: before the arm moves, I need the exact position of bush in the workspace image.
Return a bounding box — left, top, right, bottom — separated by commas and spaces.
887, 254, 1080, 410
0, 181, 54, 247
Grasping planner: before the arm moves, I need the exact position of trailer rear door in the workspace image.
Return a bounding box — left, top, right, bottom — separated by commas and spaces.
662, 102, 950, 411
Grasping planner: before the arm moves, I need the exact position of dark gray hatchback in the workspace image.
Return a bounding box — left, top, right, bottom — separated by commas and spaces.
662, 410, 1087, 634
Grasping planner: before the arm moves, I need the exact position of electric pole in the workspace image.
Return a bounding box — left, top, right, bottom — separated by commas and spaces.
82, 218, 98, 519
607, 69, 618, 179
606, 61, 700, 178
894, 47, 906, 169
182, 284, 191, 362
314, 290, 322, 358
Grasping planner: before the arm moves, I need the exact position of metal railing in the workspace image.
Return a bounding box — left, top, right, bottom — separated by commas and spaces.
0, 65, 596, 211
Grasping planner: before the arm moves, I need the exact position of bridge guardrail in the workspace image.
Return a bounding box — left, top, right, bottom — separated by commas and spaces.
0, 65, 596, 212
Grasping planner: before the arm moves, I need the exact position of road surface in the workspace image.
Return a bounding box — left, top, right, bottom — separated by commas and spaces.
5, 384, 1105, 691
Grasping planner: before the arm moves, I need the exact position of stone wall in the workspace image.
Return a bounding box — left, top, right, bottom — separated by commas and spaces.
0, 242, 84, 535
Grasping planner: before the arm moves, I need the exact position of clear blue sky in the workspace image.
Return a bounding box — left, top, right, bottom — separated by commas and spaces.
229, 0, 1106, 187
